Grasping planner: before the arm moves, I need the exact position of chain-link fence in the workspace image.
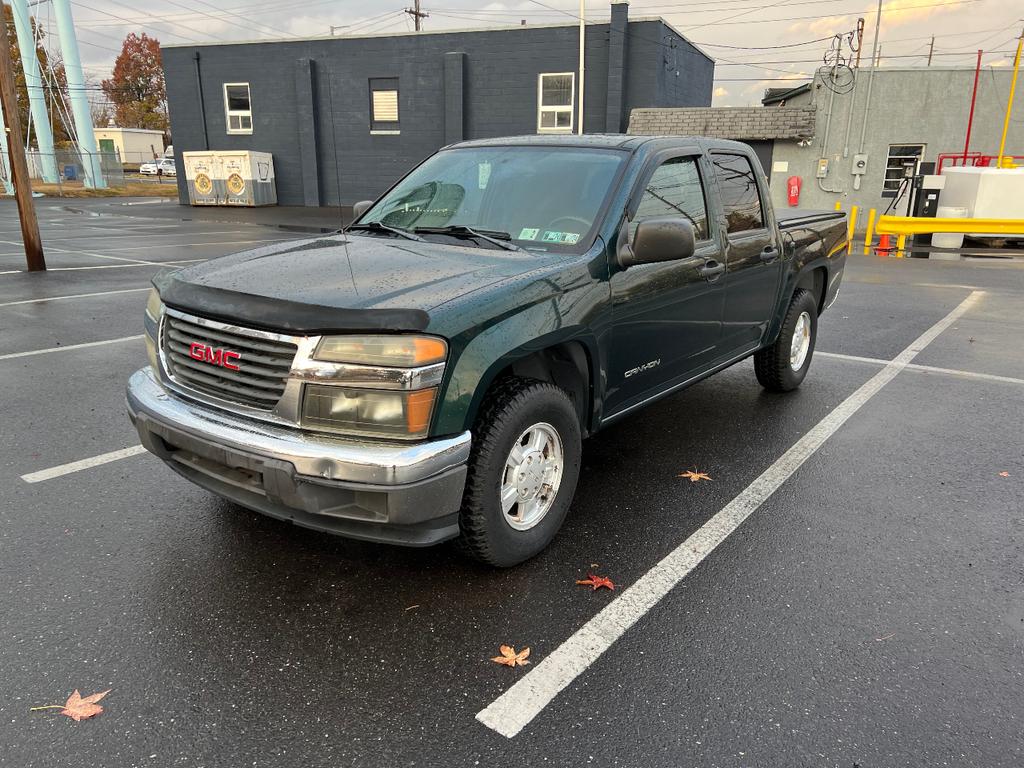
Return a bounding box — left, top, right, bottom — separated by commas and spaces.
25, 149, 127, 189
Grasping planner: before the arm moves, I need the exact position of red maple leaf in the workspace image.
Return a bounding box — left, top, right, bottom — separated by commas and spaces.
32, 689, 111, 721
491, 645, 531, 667
576, 573, 615, 591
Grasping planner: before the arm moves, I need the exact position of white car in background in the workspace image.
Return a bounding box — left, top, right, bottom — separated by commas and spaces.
139, 160, 159, 175
158, 158, 177, 176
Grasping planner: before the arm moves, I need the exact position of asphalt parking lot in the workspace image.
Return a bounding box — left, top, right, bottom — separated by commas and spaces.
1, 198, 1022, 767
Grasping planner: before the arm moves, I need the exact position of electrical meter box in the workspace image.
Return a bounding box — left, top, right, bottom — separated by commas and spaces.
816, 158, 829, 179
852, 153, 868, 176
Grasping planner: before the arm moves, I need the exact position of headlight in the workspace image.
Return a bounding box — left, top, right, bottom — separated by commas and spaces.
144, 288, 163, 370
315, 335, 447, 367
145, 287, 164, 322
301, 384, 437, 439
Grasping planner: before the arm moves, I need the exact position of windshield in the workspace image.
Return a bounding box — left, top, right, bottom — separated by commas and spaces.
356, 146, 626, 252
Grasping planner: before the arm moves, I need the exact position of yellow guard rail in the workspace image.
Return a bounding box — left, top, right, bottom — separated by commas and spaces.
875, 215, 1024, 258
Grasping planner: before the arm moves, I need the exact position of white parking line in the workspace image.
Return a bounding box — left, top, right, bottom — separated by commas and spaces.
0, 287, 149, 307
0, 260, 206, 276
21, 445, 148, 484
0, 334, 144, 361
476, 290, 985, 739
818, 351, 1024, 387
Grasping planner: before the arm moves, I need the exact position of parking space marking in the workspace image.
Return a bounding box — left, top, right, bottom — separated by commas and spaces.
819, 351, 1024, 387
477, 290, 984, 739
0, 334, 144, 361
0, 260, 205, 274
21, 445, 148, 484
0, 287, 149, 307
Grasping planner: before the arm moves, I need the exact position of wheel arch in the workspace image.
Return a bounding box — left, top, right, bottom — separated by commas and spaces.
444, 332, 599, 439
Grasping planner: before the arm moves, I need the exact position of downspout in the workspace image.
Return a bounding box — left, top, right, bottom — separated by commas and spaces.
194, 52, 209, 150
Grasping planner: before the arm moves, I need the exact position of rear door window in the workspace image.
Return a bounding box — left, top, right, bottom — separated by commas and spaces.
711, 153, 766, 235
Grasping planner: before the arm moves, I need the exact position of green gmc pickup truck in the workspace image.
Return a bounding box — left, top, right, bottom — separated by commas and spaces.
128, 135, 847, 566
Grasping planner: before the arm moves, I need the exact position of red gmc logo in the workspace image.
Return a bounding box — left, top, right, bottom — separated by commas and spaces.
189, 342, 241, 371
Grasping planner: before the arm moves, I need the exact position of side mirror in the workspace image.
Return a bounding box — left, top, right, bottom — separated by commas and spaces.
352, 200, 373, 220
618, 216, 696, 269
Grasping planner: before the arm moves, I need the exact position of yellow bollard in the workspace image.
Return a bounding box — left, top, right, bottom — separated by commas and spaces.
834, 200, 842, 211
847, 205, 858, 244
896, 233, 907, 259
863, 208, 877, 255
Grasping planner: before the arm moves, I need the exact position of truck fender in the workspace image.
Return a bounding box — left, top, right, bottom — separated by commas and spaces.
433, 319, 600, 438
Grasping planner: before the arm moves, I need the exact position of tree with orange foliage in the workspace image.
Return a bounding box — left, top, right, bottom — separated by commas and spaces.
101, 33, 167, 131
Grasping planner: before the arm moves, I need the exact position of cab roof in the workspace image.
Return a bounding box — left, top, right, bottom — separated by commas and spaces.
445, 134, 755, 156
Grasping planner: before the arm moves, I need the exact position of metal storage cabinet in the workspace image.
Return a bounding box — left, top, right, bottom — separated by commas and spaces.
221, 151, 277, 206
182, 151, 222, 206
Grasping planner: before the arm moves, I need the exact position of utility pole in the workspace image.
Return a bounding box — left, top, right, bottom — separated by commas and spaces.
0, 4, 44, 271
927, 35, 934, 66
405, 1, 427, 31
577, 0, 585, 134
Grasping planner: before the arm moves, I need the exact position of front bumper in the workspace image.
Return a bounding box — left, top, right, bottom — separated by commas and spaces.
126, 367, 470, 546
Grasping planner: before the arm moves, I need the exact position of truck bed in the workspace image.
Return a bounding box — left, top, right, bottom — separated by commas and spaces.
776, 209, 846, 230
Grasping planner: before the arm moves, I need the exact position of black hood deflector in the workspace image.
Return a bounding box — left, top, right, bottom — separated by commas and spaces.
153, 270, 430, 334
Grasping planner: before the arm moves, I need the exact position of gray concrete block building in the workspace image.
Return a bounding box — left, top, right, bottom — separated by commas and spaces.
765, 66, 1024, 216
629, 66, 1024, 220
162, 2, 714, 207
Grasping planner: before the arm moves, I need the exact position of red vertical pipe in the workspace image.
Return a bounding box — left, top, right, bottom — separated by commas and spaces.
962, 50, 983, 165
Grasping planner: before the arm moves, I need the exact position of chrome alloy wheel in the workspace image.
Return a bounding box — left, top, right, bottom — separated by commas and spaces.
499, 422, 564, 531
790, 310, 812, 371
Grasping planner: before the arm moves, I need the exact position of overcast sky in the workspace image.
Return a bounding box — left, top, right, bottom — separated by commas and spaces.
38, 0, 1024, 108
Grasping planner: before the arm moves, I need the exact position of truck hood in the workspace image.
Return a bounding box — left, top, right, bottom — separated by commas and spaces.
155, 233, 563, 334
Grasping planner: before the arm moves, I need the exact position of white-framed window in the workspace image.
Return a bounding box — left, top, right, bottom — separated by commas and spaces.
537, 72, 574, 134
370, 78, 400, 134
883, 144, 925, 196
223, 83, 252, 134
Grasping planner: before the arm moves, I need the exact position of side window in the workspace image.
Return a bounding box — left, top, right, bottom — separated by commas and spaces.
631, 156, 709, 241
223, 83, 252, 134
369, 78, 400, 134
711, 153, 765, 235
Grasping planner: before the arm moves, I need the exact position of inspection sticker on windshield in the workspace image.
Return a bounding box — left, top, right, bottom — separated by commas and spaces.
541, 231, 580, 244
518, 227, 540, 240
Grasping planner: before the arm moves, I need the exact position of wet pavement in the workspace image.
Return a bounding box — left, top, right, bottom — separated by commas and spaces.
1, 199, 1022, 767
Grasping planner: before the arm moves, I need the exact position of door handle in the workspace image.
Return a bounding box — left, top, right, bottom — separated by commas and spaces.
760, 246, 780, 263
698, 260, 725, 280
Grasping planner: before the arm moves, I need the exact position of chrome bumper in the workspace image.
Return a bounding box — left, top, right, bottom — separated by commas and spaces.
126, 366, 471, 546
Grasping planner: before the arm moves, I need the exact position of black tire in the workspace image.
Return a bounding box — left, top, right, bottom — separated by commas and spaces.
456, 377, 582, 567
754, 288, 818, 392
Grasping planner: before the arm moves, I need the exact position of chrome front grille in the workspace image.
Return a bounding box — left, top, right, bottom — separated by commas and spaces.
161, 312, 298, 411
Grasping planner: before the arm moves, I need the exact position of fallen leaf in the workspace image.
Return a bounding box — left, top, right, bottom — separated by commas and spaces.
875, 633, 895, 642
491, 645, 531, 668
576, 573, 615, 591
678, 470, 713, 483
999, 471, 1010, 477
31, 689, 111, 721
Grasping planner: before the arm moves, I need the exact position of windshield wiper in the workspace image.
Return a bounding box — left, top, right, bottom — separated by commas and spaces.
412, 225, 523, 252
346, 221, 423, 241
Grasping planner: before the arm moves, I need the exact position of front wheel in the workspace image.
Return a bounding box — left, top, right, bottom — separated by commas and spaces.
754, 288, 818, 392
456, 377, 582, 567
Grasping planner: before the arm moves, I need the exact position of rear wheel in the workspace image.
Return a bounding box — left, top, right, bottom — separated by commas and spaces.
754, 288, 818, 392
457, 377, 582, 567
